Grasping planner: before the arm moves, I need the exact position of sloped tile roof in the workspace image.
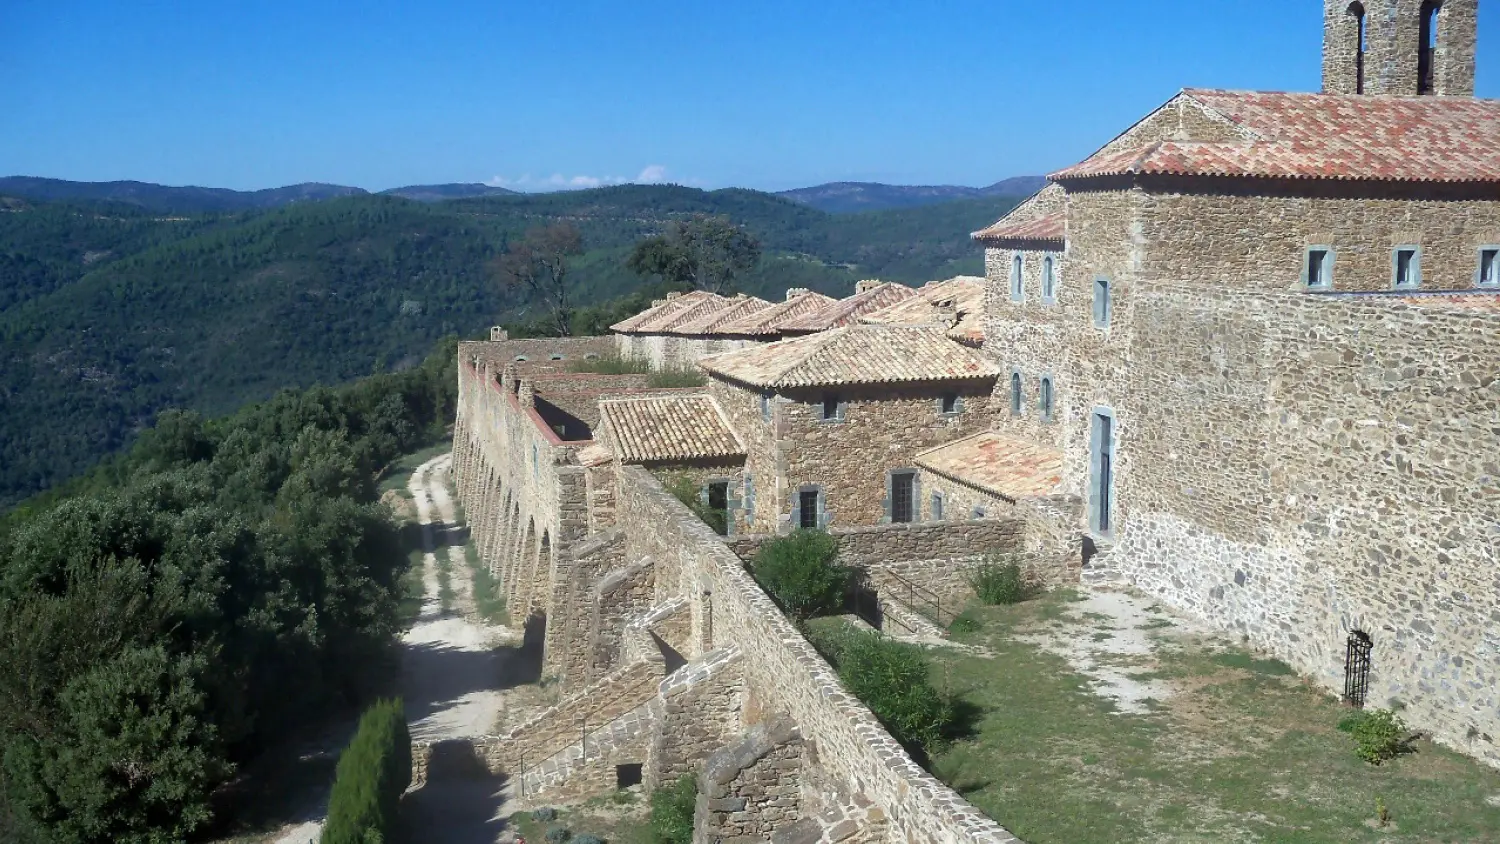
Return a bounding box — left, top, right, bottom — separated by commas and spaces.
599, 394, 745, 464
972, 212, 1066, 244
611, 291, 723, 333
665, 295, 774, 336
576, 443, 614, 467
776, 282, 918, 333
915, 431, 1063, 501
633, 292, 736, 333
698, 325, 1001, 389
1052, 89, 1500, 184
716, 290, 838, 336
859, 277, 986, 344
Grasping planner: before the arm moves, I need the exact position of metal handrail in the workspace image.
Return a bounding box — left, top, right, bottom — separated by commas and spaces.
882, 569, 956, 627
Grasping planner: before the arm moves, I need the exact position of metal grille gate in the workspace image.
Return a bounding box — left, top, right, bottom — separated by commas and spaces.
1344, 630, 1372, 708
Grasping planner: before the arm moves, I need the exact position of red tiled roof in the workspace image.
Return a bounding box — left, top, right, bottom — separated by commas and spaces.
716, 290, 837, 336
665, 295, 773, 336
611, 291, 721, 333
972, 212, 1066, 243
775, 282, 917, 333
915, 432, 1062, 501
1052, 89, 1500, 184
598, 394, 745, 464
859, 277, 986, 345
636, 294, 735, 333
698, 325, 1001, 389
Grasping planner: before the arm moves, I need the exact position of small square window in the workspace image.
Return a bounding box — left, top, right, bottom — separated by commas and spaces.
1304, 247, 1333, 290
821, 393, 840, 421
940, 393, 960, 415
1393, 246, 1421, 290
1093, 277, 1111, 327
1479, 248, 1499, 288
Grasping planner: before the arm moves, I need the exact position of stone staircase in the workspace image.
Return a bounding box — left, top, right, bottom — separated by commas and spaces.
514, 701, 654, 798
1080, 541, 1123, 588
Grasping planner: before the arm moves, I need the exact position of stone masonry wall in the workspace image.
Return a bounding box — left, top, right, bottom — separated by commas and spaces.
695, 716, 806, 842
1113, 282, 1500, 767
617, 466, 1023, 843
646, 648, 746, 792
590, 556, 656, 679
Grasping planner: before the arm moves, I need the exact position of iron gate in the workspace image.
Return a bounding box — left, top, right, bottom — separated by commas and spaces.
1344, 630, 1373, 708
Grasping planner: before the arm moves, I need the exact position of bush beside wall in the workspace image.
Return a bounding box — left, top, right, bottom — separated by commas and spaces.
321, 698, 411, 844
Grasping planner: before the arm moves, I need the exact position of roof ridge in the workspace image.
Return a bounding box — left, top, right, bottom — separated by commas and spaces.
704, 394, 746, 452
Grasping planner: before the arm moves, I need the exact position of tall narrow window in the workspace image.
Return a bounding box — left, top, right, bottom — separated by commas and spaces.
1093, 277, 1112, 327
931, 492, 944, 521
821, 393, 841, 421
1010, 254, 1024, 302
1042, 256, 1057, 302
1393, 246, 1421, 289
799, 488, 821, 530
1419, 1, 1440, 95
1010, 371, 1023, 415
1480, 248, 1500, 288
890, 472, 916, 524
1039, 376, 1054, 422
1090, 410, 1115, 536
1304, 248, 1333, 290
760, 394, 771, 422
939, 392, 960, 415
1349, 2, 1367, 94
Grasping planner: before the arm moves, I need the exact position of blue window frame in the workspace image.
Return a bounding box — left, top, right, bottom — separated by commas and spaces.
1303, 246, 1334, 290
1089, 407, 1116, 537
1042, 256, 1057, 303
1010, 371, 1024, 416
931, 492, 945, 521
1010, 254, 1025, 302
1392, 246, 1421, 290
1093, 277, 1111, 327
1481, 248, 1500, 288
1039, 375, 1054, 423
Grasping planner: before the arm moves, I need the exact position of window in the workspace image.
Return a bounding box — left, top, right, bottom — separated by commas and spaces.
971, 505, 987, 520
1010, 254, 1024, 302
1089, 409, 1115, 536
1042, 256, 1057, 302
1304, 248, 1334, 290
1478, 248, 1499, 287
931, 492, 944, 521
549, 353, 565, 361
514, 355, 529, 362
1393, 246, 1421, 289
1093, 277, 1112, 327
939, 392, 960, 415
760, 394, 771, 422
1039, 376, 1054, 422
821, 393, 841, 422
1348, 2, 1367, 94
890, 472, 916, 524
707, 481, 729, 512
745, 474, 756, 518
1010, 371, 1023, 416
798, 488, 821, 530
1419, 0, 1440, 95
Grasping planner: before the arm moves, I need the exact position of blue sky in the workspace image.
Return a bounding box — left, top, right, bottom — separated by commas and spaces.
2, 0, 1496, 192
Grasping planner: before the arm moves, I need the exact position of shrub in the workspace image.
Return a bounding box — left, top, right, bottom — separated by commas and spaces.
647, 367, 706, 388
573, 835, 605, 844
751, 530, 847, 621
647, 774, 697, 844
969, 557, 1031, 605
321, 698, 411, 844
531, 807, 558, 822
1343, 708, 1412, 764
836, 629, 954, 755
949, 613, 982, 635
664, 474, 728, 536
546, 826, 572, 843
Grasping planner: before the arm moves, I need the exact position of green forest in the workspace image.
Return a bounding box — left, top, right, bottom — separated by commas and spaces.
0, 184, 1019, 507
0, 339, 457, 843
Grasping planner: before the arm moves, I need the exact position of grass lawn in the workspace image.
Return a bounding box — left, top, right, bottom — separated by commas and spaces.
376, 439, 451, 498
507, 791, 650, 843
465, 538, 510, 626
930, 590, 1500, 844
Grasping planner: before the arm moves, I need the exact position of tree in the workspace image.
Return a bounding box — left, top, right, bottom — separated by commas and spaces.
490, 223, 585, 336
626, 214, 761, 293
750, 530, 846, 621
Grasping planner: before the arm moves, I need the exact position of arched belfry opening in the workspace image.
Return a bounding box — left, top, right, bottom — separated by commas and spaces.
1418, 0, 1441, 94
1348, 2, 1367, 94
1323, 0, 1476, 97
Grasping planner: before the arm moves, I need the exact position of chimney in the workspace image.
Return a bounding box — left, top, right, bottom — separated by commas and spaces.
666, 291, 683, 300
855, 279, 882, 294
490, 326, 509, 342
517, 378, 535, 408
650, 299, 666, 308
785, 287, 811, 301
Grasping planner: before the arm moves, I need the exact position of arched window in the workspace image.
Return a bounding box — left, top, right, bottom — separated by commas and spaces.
549, 353, 565, 361
1042, 256, 1057, 302
1010, 371, 1023, 416
1348, 2, 1367, 94
1010, 254, 1024, 302
1419, 1, 1441, 94
1040, 376, 1054, 422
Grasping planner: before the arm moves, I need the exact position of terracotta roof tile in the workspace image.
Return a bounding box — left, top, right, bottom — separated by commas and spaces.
633, 293, 735, 333
611, 291, 721, 333
915, 432, 1063, 501
859, 277, 986, 344
698, 325, 1001, 389
972, 212, 1066, 244
665, 295, 774, 336
599, 394, 745, 464
1053, 89, 1500, 184
716, 290, 838, 336
776, 282, 918, 333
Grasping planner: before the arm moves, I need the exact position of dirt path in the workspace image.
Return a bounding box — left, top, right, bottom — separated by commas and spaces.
271, 453, 516, 844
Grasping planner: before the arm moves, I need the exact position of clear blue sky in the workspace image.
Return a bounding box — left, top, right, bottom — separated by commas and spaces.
2, 0, 1496, 192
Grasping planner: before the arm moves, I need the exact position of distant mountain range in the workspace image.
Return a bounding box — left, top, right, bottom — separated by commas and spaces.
0, 175, 1043, 216
0, 177, 517, 214
775, 177, 1047, 214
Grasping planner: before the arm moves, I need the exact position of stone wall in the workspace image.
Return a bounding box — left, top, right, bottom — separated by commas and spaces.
590, 556, 656, 678
695, 716, 806, 842
646, 648, 746, 792
617, 465, 1023, 843
1113, 282, 1500, 767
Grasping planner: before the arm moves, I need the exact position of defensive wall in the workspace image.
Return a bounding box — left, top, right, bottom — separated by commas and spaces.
1111, 283, 1500, 766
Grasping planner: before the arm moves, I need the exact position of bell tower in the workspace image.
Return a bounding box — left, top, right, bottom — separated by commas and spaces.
1323, 0, 1477, 96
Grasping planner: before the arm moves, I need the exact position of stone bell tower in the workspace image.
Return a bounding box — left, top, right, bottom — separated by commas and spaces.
1323, 0, 1477, 96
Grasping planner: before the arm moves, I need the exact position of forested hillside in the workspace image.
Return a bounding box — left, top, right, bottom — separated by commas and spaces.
0, 185, 1021, 507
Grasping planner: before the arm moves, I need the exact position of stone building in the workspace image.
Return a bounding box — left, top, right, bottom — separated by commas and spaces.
697, 324, 1000, 533
973, 0, 1500, 765
858, 275, 987, 346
